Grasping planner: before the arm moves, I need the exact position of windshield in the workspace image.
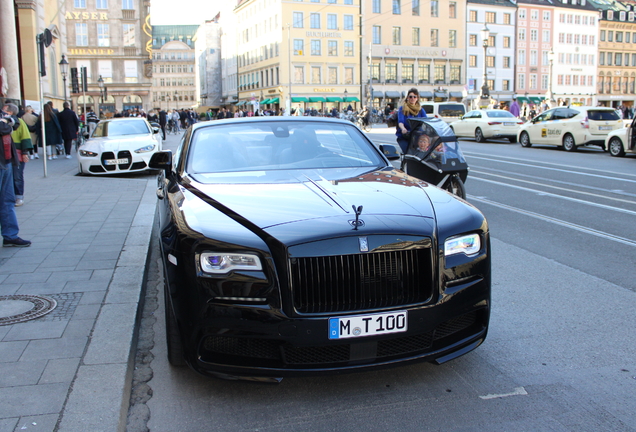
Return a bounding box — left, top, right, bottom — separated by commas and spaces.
93, 120, 150, 138
587, 110, 621, 121
486, 110, 515, 118
187, 121, 384, 174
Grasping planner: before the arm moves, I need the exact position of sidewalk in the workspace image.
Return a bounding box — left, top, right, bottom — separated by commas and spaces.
0, 151, 156, 432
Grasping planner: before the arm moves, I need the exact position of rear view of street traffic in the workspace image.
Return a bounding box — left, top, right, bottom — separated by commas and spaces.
128, 127, 636, 432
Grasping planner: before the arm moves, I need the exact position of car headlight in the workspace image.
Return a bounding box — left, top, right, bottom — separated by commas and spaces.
200, 252, 263, 274
134, 144, 156, 153
444, 234, 481, 257
79, 149, 99, 157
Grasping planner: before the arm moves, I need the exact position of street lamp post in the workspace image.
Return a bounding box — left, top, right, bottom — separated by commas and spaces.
479, 23, 490, 108
97, 75, 104, 118
174, 91, 179, 110
546, 48, 555, 107
59, 54, 69, 104
343, 88, 348, 112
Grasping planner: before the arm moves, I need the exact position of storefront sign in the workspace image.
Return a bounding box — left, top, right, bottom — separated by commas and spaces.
65, 11, 108, 20
313, 88, 336, 92
69, 48, 116, 55
306, 31, 342, 38
386, 48, 440, 57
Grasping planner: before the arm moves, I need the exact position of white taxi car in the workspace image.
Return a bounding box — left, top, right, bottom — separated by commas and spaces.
518, 106, 622, 151
449, 109, 524, 143
605, 119, 636, 157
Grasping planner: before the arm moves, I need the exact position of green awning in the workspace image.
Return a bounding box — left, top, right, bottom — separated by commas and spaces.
236, 101, 245, 106
269, 98, 280, 104
529, 96, 543, 104
343, 96, 360, 102
308, 97, 326, 102
291, 97, 308, 102
515, 97, 529, 104
260, 98, 271, 104
325, 97, 343, 102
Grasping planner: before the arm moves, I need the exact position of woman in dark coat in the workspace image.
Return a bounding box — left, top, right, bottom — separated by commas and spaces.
36, 104, 63, 160
57, 102, 79, 158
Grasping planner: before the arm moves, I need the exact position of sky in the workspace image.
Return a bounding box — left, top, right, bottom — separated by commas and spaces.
150, 0, 221, 25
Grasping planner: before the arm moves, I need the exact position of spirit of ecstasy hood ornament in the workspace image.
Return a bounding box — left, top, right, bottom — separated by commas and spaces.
350, 205, 364, 230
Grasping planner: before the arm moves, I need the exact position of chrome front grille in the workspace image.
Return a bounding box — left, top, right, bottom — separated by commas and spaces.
290, 249, 433, 314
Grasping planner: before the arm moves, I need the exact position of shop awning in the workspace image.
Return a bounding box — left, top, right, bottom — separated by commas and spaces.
515, 96, 530, 104
385, 91, 401, 99
260, 98, 271, 105
343, 96, 360, 102
434, 91, 447, 99
308, 97, 326, 102
325, 96, 343, 102
236, 101, 245, 106
291, 97, 308, 103
372, 91, 385, 99
420, 91, 434, 99
449, 92, 463, 98
529, 96, 543, 104
269, 98, 280, 104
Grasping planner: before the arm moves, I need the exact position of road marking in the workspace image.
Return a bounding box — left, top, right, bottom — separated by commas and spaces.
479, 387, 528, 400
470, 196, 636, 247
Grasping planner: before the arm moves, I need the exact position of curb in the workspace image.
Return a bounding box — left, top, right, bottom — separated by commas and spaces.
57, 179, 157, 432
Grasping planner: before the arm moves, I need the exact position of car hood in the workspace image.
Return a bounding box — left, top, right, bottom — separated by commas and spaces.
83, 135, 154, 152
187, 169, 436, 230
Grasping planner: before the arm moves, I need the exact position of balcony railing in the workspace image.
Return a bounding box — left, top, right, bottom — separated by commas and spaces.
122, 9, 135, 19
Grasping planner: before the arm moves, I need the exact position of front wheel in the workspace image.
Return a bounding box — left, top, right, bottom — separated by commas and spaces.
563, 134, 577, 152
608, 137, 626, 157
519, 132, 532, 147
442, 175, 466, 200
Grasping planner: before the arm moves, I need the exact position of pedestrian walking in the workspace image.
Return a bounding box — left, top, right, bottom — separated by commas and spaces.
0, 106, 31, 247
86, 107, 100, 135
509, 98, 521, 118
36, 104, 63, 160
58, 102, 79, 159
21, 106, 39, 159
2, 103, 32, 207
159, 109, 167, 140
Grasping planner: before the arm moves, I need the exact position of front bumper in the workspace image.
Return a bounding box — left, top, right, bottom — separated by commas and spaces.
78, 151, 156, 175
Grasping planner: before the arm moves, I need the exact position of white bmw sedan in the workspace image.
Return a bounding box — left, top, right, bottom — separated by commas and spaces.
449, 109, 523, 143
77, 118, 162, 175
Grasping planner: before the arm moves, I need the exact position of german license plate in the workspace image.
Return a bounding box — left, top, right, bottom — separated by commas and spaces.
598, 126, 613, 131
329, 311, 407, 339
504, 122, 516, 126
104, 158, 129, 165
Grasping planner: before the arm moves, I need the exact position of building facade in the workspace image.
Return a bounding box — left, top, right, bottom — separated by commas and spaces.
65, 0, 152, 116
466, 0, 517, 108
151, 25, 198, 112
194, 19, 223, 110
363, 0, 467, 109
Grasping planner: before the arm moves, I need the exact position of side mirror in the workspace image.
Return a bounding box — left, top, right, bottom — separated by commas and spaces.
379, 144, 400, 161
152, 127, 160, 134
149, 150, 173, 171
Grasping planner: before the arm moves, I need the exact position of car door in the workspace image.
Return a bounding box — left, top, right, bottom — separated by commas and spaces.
451, 111, 471, 136
527, 110, 554, 144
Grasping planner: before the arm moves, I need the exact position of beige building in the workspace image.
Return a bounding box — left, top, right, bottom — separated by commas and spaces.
362, 0, 466, 108
151, 37, 197, 112
234, 0, 361, 114
64, 0, 152, 116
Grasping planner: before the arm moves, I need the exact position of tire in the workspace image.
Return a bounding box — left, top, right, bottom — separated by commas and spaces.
164, 281, 186, 367
475, 128, 486, 143
608, 137, 626, 157
562, 134, 577, 152
443, 175, 466, 200
508, 137, 517, 143
519, 132, 532, 147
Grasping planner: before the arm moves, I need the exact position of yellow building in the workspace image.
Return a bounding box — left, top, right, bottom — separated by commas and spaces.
234, 0, 360, 114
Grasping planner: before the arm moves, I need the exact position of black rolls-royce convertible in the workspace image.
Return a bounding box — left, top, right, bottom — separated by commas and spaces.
149, 117, 490, 382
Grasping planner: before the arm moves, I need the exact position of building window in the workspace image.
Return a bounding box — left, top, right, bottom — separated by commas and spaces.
371, 63, 380, 81
518, 49, 525, 65
344, 15, 353, 30
486, 12, 495, 23
373, 0, 381, 13
294, 39, 304, 55
74, 0, 86, 7
412, 0, 420, 16
450, 64, 460, 82
469, 55, 477, 67
616, 53, 623, 66
418, 64, 430, 82
392, 27, 401, 45
294, 66, 304, 84
486, 56, 495, 67
123, 24, 135, 46
386, 63, 397, 81
96, 0, 108, 8
345, 67, 354, 84
293, 12, 303, 28
310, 13, 320, 29
503, 13, 511, 24
488, 35, 495, 47
469, 34, 477, 46
328, 67, 337, 84
530, 29, 538, 41
449, 30, 456, 47
449, 2, 456, 18
503, 57, 510, 68
530, 50, 537, 66
373, 26, 381, 44
502, 80, 510, 91
431, 29, 438, 46
431, 0, 438, 17
519, 29, 526, 41
344, 0, 352, 4
344, 41, 354, 56
311, 67, 321, 84
434, 64, 445, 83
327, 14, 337, 30
530, 74, 537, 89
402, 64, 414, 82
328, 40, 337, 56
311, 40, 321, 55
97, 24, 110, 47
519, 9, 526, 19
541, 74, 548, 90
518, 74, 525, 89
469, 10, 477, 22
543, 11, 551, 21
122, 0, 133, 8
413, 28, 420, 45
393, 0, 401, 14
76, 23, 88, 46
617, 32, 623, 43
503, 36, 510, 48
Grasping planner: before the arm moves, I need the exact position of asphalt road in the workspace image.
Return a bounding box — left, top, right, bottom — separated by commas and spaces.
128, 126, 636, 432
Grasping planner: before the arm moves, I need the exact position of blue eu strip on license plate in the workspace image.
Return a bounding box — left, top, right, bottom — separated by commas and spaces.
329, 311, 408, 339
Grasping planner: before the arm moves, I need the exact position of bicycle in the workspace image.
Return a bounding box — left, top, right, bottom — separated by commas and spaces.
356, 116, 371, 132
166, 120, 178, 135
